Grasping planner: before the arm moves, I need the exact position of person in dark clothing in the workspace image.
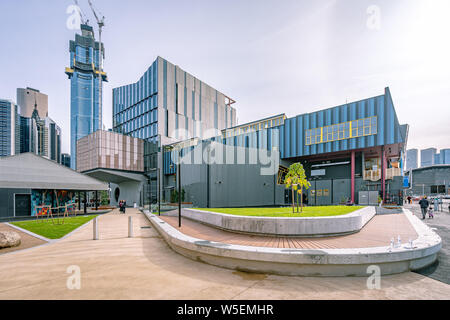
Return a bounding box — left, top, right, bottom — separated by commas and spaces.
418, 196, 429, 220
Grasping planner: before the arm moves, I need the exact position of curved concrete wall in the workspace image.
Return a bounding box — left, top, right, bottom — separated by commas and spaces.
168, 207, 376, 236
144, 209, 441, 277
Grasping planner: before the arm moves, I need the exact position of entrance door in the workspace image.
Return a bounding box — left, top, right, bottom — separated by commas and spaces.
15, 194, 31, 217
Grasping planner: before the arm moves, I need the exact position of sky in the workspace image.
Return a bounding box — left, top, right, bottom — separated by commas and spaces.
0, 0, 449, 154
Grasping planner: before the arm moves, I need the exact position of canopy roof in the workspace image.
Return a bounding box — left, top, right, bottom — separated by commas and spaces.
0, 153, 108, 191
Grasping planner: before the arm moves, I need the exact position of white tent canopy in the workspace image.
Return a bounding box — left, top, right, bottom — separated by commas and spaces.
0, 153, 108, 191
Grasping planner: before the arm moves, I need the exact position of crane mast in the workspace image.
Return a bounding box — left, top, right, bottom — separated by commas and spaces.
87, 0, 105, 131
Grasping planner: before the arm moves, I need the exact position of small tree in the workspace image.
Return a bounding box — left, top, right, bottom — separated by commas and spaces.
284, 163, 311, 213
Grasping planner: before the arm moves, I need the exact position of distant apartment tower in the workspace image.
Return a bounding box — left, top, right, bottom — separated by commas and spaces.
0, 99, 20, 157
112, 56, 237, 147
16, 87, 48, 119
65, 24, 107, 169
434, 148, 450, 165
441, 149, 450, 165
421, 148, 437, 167
406, 149, 418, 171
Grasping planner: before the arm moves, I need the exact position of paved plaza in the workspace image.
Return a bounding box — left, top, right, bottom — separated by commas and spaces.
405, 201, 450, 284
0, 208, 449, 299
159, 210, 417, 249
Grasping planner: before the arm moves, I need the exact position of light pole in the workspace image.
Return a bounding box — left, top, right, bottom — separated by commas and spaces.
147, 167, 161, 216
168, 146, 182, 228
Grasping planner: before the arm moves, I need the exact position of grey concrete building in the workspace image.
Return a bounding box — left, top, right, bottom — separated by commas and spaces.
405, 165, 450, 196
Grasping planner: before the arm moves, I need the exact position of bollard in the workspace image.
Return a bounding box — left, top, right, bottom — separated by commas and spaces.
93, 217, 99, 240
128, 216, 133, 238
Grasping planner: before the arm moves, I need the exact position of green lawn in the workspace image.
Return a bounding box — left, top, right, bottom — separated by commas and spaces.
194, 206, 365, 217
12, 215, 98, 239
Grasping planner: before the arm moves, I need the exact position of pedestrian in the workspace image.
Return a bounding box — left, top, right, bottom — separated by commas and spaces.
418, 196, 429, 220
428, 206, 434, 219
434, 197, 439, 212
123, 200, 126, 214
407, 196, 411, 204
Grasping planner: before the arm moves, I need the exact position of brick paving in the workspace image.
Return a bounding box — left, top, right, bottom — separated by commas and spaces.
159, 210, 418, 249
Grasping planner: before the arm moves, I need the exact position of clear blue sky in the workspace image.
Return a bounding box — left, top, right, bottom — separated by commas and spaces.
0, 0, 449, 154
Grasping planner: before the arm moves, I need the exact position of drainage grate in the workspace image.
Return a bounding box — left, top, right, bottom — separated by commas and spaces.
141, 226, 152, 229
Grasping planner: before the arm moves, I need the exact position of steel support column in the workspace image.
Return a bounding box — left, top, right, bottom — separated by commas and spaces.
351, 151, 355, 204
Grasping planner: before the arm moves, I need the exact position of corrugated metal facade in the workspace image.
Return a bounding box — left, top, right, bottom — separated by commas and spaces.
280, 87, 405, 159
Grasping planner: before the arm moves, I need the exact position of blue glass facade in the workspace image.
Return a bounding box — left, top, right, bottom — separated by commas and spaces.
66, 24, 107, 169
0, 99, 20, 157
112, 59, 159, 143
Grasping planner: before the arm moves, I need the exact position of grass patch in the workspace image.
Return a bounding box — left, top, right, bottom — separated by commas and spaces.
194, 206, 365, 217
11, 215, 98, 239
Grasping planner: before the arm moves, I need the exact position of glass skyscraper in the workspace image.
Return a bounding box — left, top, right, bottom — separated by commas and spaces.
0, 99, 20, 157
66, 24, 107, 169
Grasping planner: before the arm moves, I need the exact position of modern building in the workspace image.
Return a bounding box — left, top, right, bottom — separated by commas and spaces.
0, 99, 20, 157
406, 148, 418, 171
112, 56, 237, 146
0, 153, 108, 218
66, 23, 107, 170
405, 165, 450, 196
61, 153, 71, 168
77, 130, 149, 207
16, 87, 48, 119
110, 56, 237, 205
163, 87, 408, 207
420, 148, 437, 167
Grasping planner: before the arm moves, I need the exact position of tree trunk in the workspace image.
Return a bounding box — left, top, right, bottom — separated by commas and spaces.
300, 187, 303, 213
292, 187, 295, 213
296, 189, 299, 213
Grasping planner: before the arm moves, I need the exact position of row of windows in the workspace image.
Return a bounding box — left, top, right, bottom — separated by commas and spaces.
305, 116, 378, 146
114, 64, 158, 111
223, 116, 285, 138
115, 95, 158, 120
119, 112, 158, 133
123, 123, 158, 140
115, 103, 158, 127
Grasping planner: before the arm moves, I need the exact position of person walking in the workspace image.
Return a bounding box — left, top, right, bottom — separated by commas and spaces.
434, 197, 439, 212
418, 196, 429, 220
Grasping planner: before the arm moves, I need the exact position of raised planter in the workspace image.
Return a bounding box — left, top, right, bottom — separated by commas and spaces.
165, 207, 376, 237
144, 209, 442, 277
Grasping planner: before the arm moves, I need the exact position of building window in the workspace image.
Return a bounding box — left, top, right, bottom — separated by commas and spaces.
305, 116, 377, 146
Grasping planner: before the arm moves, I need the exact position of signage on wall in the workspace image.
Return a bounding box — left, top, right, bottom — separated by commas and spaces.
311, 169, 326, 176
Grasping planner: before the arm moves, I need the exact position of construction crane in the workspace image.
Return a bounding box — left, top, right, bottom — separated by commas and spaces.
73, 0, 89, 25
87, 0, 105, 131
